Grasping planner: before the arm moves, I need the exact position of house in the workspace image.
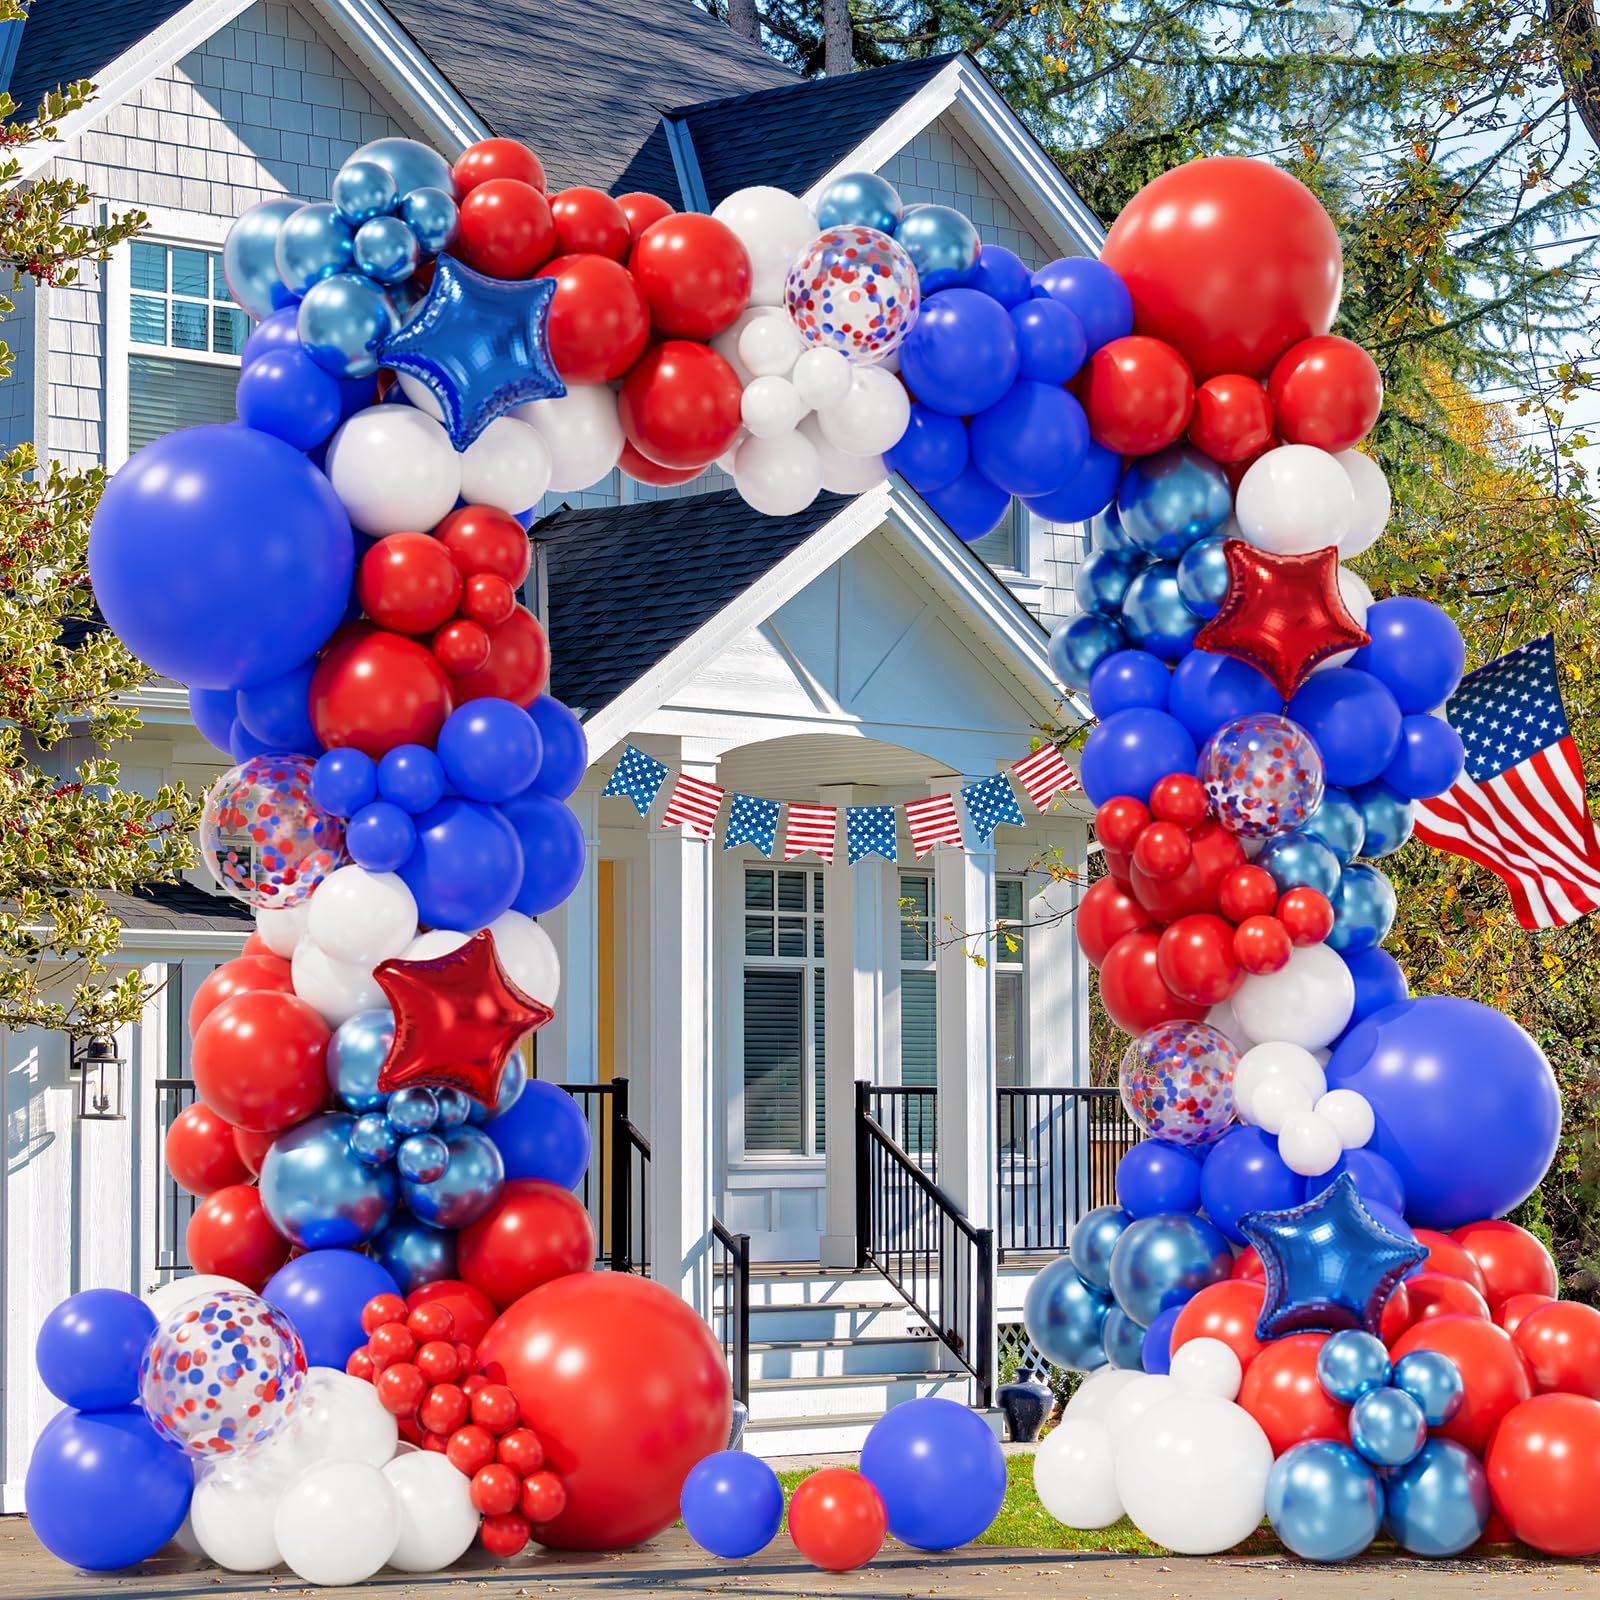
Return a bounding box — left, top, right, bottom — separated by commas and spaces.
0, 0, 1125, 1485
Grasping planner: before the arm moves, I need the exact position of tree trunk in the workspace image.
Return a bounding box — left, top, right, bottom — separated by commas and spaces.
1550, 0, 1600, 150
824, 0, 854, 75
727, 0, 759, 43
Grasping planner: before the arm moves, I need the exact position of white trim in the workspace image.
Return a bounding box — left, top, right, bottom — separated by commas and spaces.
802, 62, 961, 204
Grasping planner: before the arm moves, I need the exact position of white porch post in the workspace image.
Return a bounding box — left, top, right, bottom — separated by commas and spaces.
537, 788, 600, 1085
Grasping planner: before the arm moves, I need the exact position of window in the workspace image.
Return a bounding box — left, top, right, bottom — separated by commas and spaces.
995, 877, 1027, 1090
897, 873, 938, 1154
968, 500, 1024, 572
127, 242, 246, 453
742, 868, 826, 1157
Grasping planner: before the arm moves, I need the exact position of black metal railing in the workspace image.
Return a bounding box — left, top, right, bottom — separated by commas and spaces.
564, 1078, 650, 1273
855, 1081, 994, 1406
863, 1084, 937, 1176
154, 1076, 199, 1281
710, 1217, 751, 1407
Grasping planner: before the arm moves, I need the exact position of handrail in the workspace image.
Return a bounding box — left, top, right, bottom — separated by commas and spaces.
710, 1217, 751, 1408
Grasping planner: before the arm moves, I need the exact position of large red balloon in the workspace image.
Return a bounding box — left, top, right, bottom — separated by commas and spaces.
1512, 1301, 1600, 1399
1496, 1292, 1557, 1337
1098, 928, 1208, 1035
187, 954, 294, 1035
1129, 819, 1246, 922
1080, 335, 1194, 455
1187, 374, 1275, 463
164, 1101, 250, 1197
475, 1273, 731, 1549
628, 213, 751, 339
453, 138, 546, 196
357, 533, 463, 635
1389, 1315, 1533, 1456
434, 505, 532, 586
191, 990, 330, 1134
615, 191, 674, 245
457, 1179, 595, 1309
618, 341, 743, 470
455, 179, 556, 279
1157, 913, 1242, 1005
310, 630, 454, 758
187, 1183, 291, 1290
616, 440, 706, 486
1237, 1332, 1350, 1456
1412, 1228, 1490, 1297
788, 1469, 888, 1572
536, 254, 651, 385
1486, 1395, 1600, 1556
1077, 875, 1158, 969
1267, 335, 1381, 454
1451, 1219, 1559, 1309
549, 188, 631, 262
1402, 1272, 1491, 1325
1169, 1280, 1266, 1372
447, 605, 550, 707
1101, 157, 1343, 381
406, 1280, 498, 1349
233, 1125, 273, 1177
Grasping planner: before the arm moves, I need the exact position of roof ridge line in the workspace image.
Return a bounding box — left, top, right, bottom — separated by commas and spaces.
664, 49, 960, 120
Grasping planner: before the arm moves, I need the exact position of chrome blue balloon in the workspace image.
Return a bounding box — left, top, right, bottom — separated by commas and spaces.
348, 136, 456, 202
298, 272, 398, 379
370, 1213, 457, 1295
326, 1010, 394, 1112
1117, 445, 1232, 561
332, 158, 399, 226
1023, 1255, 1112, 1372
353, 216, 421, 285
815, 170, 904, 235
401, 1126, 504, 1229
1089, 502, 1136, 554
1120, 562, 1203, 661
1074, 549, 1141, 617
1070, 1205, 1133, 1292
1103, 1306, 1147, 1370
469, 1053, 526, 1126
275, 202, 355, 297
1392, 1351, 1465, 1427
224, 198, 300, 319
401, 186, 460, 256
1303, 786, 1366, 866
1175, 533, 1230, 619
1383, 1440, 1491, 1556
898, 203, 982, 294
1349, 778, 1414, 858
259, 1112, 397, 1248
1049, 612, 1128, 694
1107, 1213, 1232, 1328
1266, 1440, 1384, 1563
1329, 863, 1396, 953
350, 1111, 398, 1166
434, 1086, 472, 1130
388, 1086, 439, 1135
1256, 830, 1343, 897
396, 1131, 449, 1184
1316, 1329, 1392, 1404
1350, 1387, 1427, 1469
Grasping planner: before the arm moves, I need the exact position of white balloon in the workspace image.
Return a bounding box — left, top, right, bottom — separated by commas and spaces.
173, 1511, 203, 1557
799, 414, 889, 494
326, 406, 461, 536
733, 430, 822, 517
516, 385, 624, 493
714, 428, 749, 475
1233, 1039, 1327, 1122
1232, 944, 1355, 1051
1169, 1337, 1243, 1401
1033, 1418, 1123, 1529
1104, 1373, 1178, 1443
713, 185, 818, 306
402, 928, 470, 962
1278, 1108, 1344, 1176
1317, 1087, 1375, 1149
383, 1451, 480, 1572
288, 1368, 399, 1471
1248, 1072, 1316, 1135
739, 312, 805, 378
306, 865, 418, 967
145, 1274, 250, 1322
711, 307, 783, 387
190, 1463, 290, 1572
1311, 566, 1374, 673
254, 902, 310, 959
792, 347, 852, 411
1205, 998, 1256, 1052
1115, 1393, 1273, 1554
1234, 444, 1356, 555
817, 365, 910, 458
274, 1460, 399, 1587
290, 940, 387, 1027
458, 415, 552, 513
1335, 448, 1392, 557
1063, 1365, 1143, 1423
395, 371, 444, 421
741, 375, 804, 438
487, 909, 561, 1006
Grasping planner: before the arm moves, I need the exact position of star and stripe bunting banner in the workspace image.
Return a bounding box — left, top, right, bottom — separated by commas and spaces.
962, 772, 1026, 843
1011, 742, 1082, 812
785, 804, 838, 864
660, 772, 725, 840
847, 805, 899, 864
905, 793, 964, 858
724, 794, 780, 856
602, 743, 670, 815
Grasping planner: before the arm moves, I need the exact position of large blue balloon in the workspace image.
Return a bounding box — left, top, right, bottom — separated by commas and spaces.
1030, 257, 1134, 352
899, 288, 1019, 417
1010, 297, 1086, 383
1022, 438, 1122, 523
1328, 863, 1396, 952
970, 244, 1034, 308
1256, 830, 1342, 897
259, 1111, 397, 1248
529, 696, 588, 799
370, 1213, 458, 1294
1325, 996, 1562, 1229
1305, 1147, 1407, 1215
1199, 1125, 1306, 1244
1074, 549, 1141, 617
1024, 1255, 1111, 1371
487, 1078, 591, 1190
1266, 1440, 1383, 1563
1286, 669, 1403, 787
235, 345, 344, 450
223, 198, 300, 319
89, 425, 354, 690
1049, 612, 1128, 694
25, 1406, 193, 1571
1382, 714, 1464, 800
1115, 1139, 1203, 1218
1167, 650, 1280, 745
1070, 1205, 1133, 1291
1117, 445, 1231, 560
970, 381, 1089, 498
897, 204, 982, 295
1349, 598, 1465, 714
502, 790, 586, 917
437, 698, 542, 803
1383, 1439, 1490, 1556
35, 1289, 155, 1411
1080, 708, 1198, 807
263, 1248, 400, 1371
681, 1450, 785, 1559
1090, 649, 1171, 719
1119, 562, 1203, 659
401, 1126, 505, 1228
1107, 1213, 1232, 1327
236, 659, 319, 754
860, 1397, 1005, 1550
885, 402, 969, 493
189, 686, 237, 754
1349, 778, 1414, 857
400, 797, 524, 930
923, 460, 1011, 543
1339, 945, 1410, 1027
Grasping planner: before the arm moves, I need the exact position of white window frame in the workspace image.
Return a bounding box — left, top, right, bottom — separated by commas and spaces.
994, 872, 1029, 1087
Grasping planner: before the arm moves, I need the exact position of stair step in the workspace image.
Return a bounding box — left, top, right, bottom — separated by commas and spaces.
750, 1335, 939, 1380
732, 1302, 928, 1342
747, 1370, 972, 1421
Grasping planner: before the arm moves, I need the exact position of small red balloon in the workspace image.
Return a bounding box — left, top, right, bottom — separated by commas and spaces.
1268, 335, 1383, 454
369, 1321, 418, 1370
232, 1125, 273, 1178
1102, 845, 1134, 886
1157, 912, 1243, 1005
457, 1178, 597, 1310
453, 138, 546, 195
1233, 914, 1292, 975
498, 1427, 545, 1476
471, 1382, 521, 1435
447, 605, 551, 708
310, 629, 455, 758
1276, 886, 1334, 946
1080, 335, 1195, 456
406, 1302, 454, 1341
446, 1423, 497, 1477
455, 179, 556, 279
1231, 1247, 1266, 1283
549, 187, 631, 262
1496, 1292, 1557, 1337
615, 191, 674, 245
419, 1381, 470, 1437
1486, 1395, 1600, 1556
1237, 1332, 1350, 1456
407, 1280, 498, 1348
188, 953, 294, 1035
1077, 875, 1158, 969
471, 1462, 522, 1517
357, 533, 463, 635
1129, 819, 1247, 922
432, 619, 492, 677
346, 1348, 376, 1381
1148, 773, 1209, 829
434, 505, 532, 584
363, 1294, 408, 1335
1132, 820, 1193, 880
461, 572, 515, 627
164, 1101, 251, 1196
616, 439, 706, 486
629, 213, 751, 339
1170, 1279, 1266, 1371
478, 1512, 532, 1559
536, 253, 651, 385
1095, 796, 1152, 854
377, 1362, 427, 1417
1451, 1219, 1559, 1309
186, 1184, 290, 1290
1099, 928, 1209, 1035
1513, 1302, 1600, 1399
1390, 1315, 1533, 1456
191, 990, 330, 1134
1413, 1228, 1491, 1296
618, 340, 744, 470
1187, 373, 1276, 462
416, 1340, 462, 1385
519, 1470, 568, 1524
1404, 1272, 1492, 1325
1217, 864, 1279, 924
788, 1468, 888, 1572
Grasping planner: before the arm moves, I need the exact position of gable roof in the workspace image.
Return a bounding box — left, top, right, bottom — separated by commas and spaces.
4, 0, 191, 114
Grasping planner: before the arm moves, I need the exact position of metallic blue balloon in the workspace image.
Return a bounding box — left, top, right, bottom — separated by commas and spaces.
434, 1086, 472, 1130
259, 1112, 397, 1248
353, 216, 421, 285
1350, 1387, 1427, 1468
275, 202, 355, 297
898, 203, 982, 294
469, 1053, 526, 1126
396, 1131, 449, 1184
326, 1009, 394, 1112
1267, 1441, 1384, 1563
1107, 1213, 1232, 1328
348, 136, 456, 203
816, 170, 904, 235
1316, 1329, 1392, 1404
298, 272, 398, 379
370, 1213, 457, 1295
1074, 549, 1141, 617
1175, 533, 1230, 619
1049, 612, 1128, 694
1383, 1440, 1491, 1556
1303, 786, 1366, 866
1102, 1306, 1147, 1369
401, 186, 459, 256
1117, 445, 1232, 561
1070, 1205, 1133, 1292
401, 1126, 504, 1229
388, 1087, 439, 1135
1120, 562, 1203, 661
1393, 1350, 1465, 1427
224, 198, 301, 319
1349, 778, 1414, 858
1257, 830, 1343, 897
1328, 863, 1396, 952
350, 1111, 398, 1166
1023, 1255, 1112, 1372
332, 158, 399, 225
1089, 502, 1136, 554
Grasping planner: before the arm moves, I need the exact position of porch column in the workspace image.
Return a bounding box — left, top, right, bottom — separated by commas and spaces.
536, 788, 599, 1085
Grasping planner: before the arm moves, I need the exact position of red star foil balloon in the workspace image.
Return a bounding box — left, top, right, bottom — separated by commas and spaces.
375, 928, 552, 1107
1194, 540, 1370, 698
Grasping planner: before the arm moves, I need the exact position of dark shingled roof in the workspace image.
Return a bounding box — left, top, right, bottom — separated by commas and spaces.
4, 0, 192, 115
539, 489, 851, 716
106, 881, 255, 933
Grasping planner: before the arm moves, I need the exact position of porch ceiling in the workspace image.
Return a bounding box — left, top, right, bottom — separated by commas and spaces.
716, 734, 956, 796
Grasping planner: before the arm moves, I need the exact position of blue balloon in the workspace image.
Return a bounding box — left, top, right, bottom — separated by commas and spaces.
189, 686, 237, 753
898, 203, 982, 294
370, 1213, 458, 1294
260, 1112, 398, 1248
970, 244, 1033, 308
1074, 549, 1141, 617
346, 799, 418, 872
1010, 297, 1086, 382
25, 1406, 193, 1571
349, 136, 456, 202
1302, 786, 1365, 865
435, 1086, 472, 1130
1090, 650, 1171, 718
1349, 598, 1465, 714
35, 1289, 155, 1411
353, 215, 421, 285
1119, 563, 1202, 660
236, 346, 344, 450
327, 1010, 394, 1112
378, 743, 447, 814
1141, 1305, 1182, 1373
502, 790, 586, 917
1326, 995, 1562, 1230
312, 747, 378, 817
241, 305, 303, 370
923, 459, 1012, 543
400, 797, 524, 930
332, 157, 399, 225
438, 698, 543, 803
1317, 1330, 1393, 1403
860, 1396, 1005, 1549
970, 381, 1089, 499
681, 1451, 785, 1559
1089, 502, 1135, 554
400, 1126, 505, 1228
1108, 1213, 1232, 1327
1287, 669, 1403, 787
236, 659, 319, 754
486, 1078, 591, 1189
1115, 1139, 1203, 1218
1348, 778, 1413, 857
1392, 1350, 1465, 1427
900, 288, 1019, 417
815, 170, 903, 235
529, 696, 588, 798
1257, 830, 1343, 897
1022, 438, 1122, 522
1167, 650, 1280, 745
224, 199, 301, 319
1079, 708, 1198, 807
1049, 612, 1128, 694
89, 425, 354, 691
263, 1248, 400, 1371
1383, 1440, 1490, 1556
1266, 1440, 1383, 1563
885, 402, 969, 493
1103, 1306, 1147, 1369
1117, 445, 1232, 560
1071, 1205, 1133, 1291
401, 186, 460, 256
471, 1053, 527, 1126
228, 715, 277, 763
1024, 1255, 1111, 1371
1199, 1125, 1307, 1244
1383, 714, 1464, 801
388, 1086, 440, 1134
298, 270, 399, 379
275, 202, 355, 296
1350, 1386, 1427, 1468
1175, 533, 1230, 620
397, 1131, 450, 1182
351, 1111, 399, 1165
1305, 1148, 1407, 1216
1030, 257, 1134, 352
1340, 947, 1410, 1028
1328, 863, 1396, 952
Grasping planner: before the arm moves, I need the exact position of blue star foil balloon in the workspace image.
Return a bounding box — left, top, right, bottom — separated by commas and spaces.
378, 254, 565, 449
1239, 1172, 1426, 1340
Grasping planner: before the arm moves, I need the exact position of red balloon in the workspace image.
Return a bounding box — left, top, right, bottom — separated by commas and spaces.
1413, 1229, 1491, 1296
411, 1278, 496, 1346
479, 1512, 532, 1558
1095, 796, 1151, 854
1132, 820, 1192, 880
1187, 374, 1276, 462
474, 1272, 731, 1549
616, 439, 706, 486
1496, 1292, 1557, 1337
1276, 886, 1334, 946
629, 214, 751, 339
1157, 913, 1242, 1005
536, 254, 651, 385
453, 138, 546, 195
447, 605, 551, 707
618, 341, 743, 470
1486, 1395, 1600, 1555
1238, 1332, 1350, 1456
432, 619, 492, 677
1217, 864, 1279, 924
461, 573, 515, 628
455, 179, 556, 279
1451, 1219, 1560, 1309
1080, 335, 1195, 455
1231, 1246, 1265, 1282
1512, 1302, 1600, 1399
1130, 819, 1247, 922
233, 1125, 273, 1177
1268, 335, 1382, 454
788, 1468, 888, 1572
434, 505, 532, 585
1381, 1282, 1414, 1345
241, 930, 272, 958
1099, 929, 1208, 1035
1233, 915, 1291, 975
191, 990, 330, 1134
1148, 773, 1209, 829
1077, 875, 1158, 969
1169, 1280, 1265, 1371
549, 187, 631, 262
1102, 845, 1134, 887
457, 1179, 596, 1309
310, 630, 455, 758
164, 1101, 250, 1196
1101, 157, 1343, 381
357, 533, 463, 635
186, 1183, 291, 1290
615, 191, 675, 245
1404, 1272, 1492, 1325
188, 954, 294, 1035
1390, 1315, 1533, 1455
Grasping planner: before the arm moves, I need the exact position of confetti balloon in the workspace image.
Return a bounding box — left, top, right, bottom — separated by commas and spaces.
200, 755, 346, 907
1200, 713, 1325, 839
785, 225, 920, 364
138, 1289, 305, 1459
1119, 1020, 1240, 1146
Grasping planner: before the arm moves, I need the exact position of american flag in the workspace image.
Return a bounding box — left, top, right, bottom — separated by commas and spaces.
1413, 633, 1600, 929
905, 793, 964, 858
661, 773, 725, 840
1011, 742, 1082, 812
784, 803, 837, 864
847, 804, 899, 864
602, 743, 669, 816
724, 794, 780, 856
962, 772, 1025, 844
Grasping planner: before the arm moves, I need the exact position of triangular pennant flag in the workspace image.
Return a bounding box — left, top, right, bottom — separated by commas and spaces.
1011, 742, 1082, 813
724, 793, 780, 856
961, 772, 1024, 843
602, 743, 669, 816
660, 773, 725, 840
